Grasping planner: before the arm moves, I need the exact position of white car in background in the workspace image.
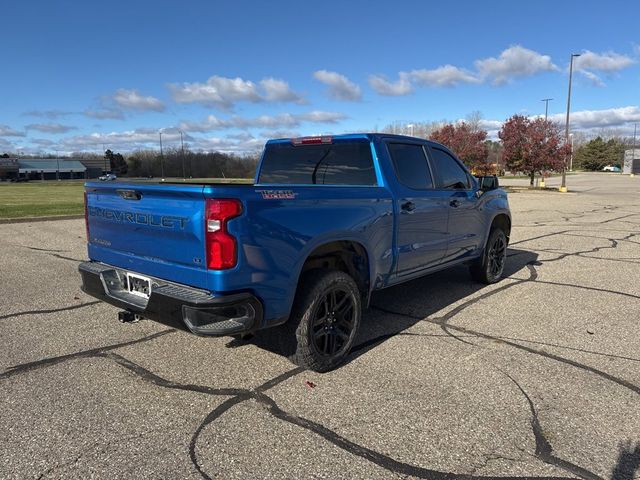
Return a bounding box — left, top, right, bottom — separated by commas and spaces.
602, 165, 621, 172
98, 173, 117, 181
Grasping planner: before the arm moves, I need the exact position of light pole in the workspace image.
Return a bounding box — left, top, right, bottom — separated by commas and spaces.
179, 130, 186, 180
407, 123, 414, 137
159, 131, 165, 181
632, 123, 638, 176
541, 98, 553, 120
569, 133, 574, 171
561, 53, 580, 193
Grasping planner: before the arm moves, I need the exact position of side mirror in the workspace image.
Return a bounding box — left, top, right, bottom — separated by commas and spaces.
476, 175, 499, 191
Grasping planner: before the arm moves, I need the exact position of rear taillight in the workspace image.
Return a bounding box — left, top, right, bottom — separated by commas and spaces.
205, 199, 242, 269
84, 192, 90, 241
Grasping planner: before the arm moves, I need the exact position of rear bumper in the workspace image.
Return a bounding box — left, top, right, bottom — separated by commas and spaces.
79, 261, 262, 336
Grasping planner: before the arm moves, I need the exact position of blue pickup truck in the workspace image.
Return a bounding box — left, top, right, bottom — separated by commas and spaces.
79, 134, 510, 371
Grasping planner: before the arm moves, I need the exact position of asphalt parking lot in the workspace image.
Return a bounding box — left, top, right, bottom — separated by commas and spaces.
1, 173, 639, 479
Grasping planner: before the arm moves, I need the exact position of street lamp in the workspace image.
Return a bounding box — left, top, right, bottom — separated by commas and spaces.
407, 123, 415, 137
159, 131, 165, 181
569, 133, 574, 171
560, 53, 580, 193
541, 98, 553, 120
179, 130, 186, 180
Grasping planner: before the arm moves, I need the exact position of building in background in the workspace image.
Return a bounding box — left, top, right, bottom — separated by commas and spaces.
78, 157, 109, 178
1, 159, 87, 180
623, 149, 640, 175
0, 158, 19, 179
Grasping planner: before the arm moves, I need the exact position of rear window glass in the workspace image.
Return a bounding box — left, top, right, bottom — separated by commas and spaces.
258, 142, 377, 185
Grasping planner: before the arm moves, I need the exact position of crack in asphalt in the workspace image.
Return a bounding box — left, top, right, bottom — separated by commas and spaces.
0, 330, 573, 480
369, 303, 640, 397
505, 374, 604, 480
0, 300, 101, 321
0, 330, 175, 380
10, 244, 85, 263
101, 351, 574, 480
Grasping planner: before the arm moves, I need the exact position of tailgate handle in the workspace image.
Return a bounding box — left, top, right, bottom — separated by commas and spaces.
117, 189, 142, 200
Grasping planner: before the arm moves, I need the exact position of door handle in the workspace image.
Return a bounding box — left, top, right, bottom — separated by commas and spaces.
449, 199, 460, 208
401, 201, 416, 213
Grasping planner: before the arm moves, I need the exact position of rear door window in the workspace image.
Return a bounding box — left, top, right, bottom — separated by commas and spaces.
258, 141, 377, 185
387, 143, 434, 190
430, 148, 471, 189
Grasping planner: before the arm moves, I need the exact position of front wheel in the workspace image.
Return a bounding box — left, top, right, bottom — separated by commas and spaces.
470, 228, 508, 284
286, 270, 361, 372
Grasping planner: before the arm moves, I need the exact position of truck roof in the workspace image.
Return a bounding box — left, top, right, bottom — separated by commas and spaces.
265, 133, 442, 147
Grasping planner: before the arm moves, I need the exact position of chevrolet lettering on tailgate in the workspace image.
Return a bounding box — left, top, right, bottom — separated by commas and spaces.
88, 206, 189, 229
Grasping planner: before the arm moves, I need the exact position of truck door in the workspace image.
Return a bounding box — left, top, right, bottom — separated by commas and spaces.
428, 146, 484, 263
386, 142, 450, 277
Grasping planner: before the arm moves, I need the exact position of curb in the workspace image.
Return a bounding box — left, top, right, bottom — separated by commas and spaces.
0, 214, 84, 224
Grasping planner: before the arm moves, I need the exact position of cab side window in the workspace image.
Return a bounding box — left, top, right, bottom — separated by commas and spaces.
431, 148, 470, 189
387, 143, 434, 190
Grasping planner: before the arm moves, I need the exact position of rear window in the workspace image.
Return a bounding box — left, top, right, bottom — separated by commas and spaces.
258, 141, 377, 185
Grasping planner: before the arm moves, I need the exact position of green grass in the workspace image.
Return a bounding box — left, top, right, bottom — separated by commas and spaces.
0, 177, 253, 219
0, 181, 86, 219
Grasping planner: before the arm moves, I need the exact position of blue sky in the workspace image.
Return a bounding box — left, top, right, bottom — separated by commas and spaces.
2, 0, 639, 154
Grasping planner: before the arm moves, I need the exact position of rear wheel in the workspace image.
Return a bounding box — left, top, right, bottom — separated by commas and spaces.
470, 228, 507, 284
286, 270, 361, 372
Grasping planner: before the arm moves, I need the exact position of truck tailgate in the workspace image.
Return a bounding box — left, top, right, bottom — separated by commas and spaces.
85, 182, 208, 288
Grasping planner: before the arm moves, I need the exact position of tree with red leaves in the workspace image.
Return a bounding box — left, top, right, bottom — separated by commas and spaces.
429, 122, 488, 169
499, 115, 568, 185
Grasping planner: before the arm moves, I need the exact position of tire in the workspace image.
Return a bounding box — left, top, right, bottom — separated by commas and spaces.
285, 269, 361, 372
470, 228, 508, 284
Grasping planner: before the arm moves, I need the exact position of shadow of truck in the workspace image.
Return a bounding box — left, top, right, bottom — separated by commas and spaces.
249, 248, 538, 366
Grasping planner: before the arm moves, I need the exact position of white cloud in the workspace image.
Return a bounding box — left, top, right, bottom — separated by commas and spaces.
475, 45, 558, 85
313, 70, 362, 101
31, 138, 57, 147
26, 123, 77, 134
188, 135, 264, 153
168, 75, 303, 109
259, 129, 301, 139
179, 111, 346, 132
548, 106, 640, 130
23, 110, 72, 119
169, 76, 261, 109
578, 70, 606, 87
62, 130, 158, 148
369, 46, 557, 95
575, 50, 635, 72
573, 50, 636, 86
410, 65, 479, 87
83, 108, 125, 120
477, 106, 640, 139
0, 125, 25, 137
368, 73, 413, 96
297, 111, 346, 123
259, 78, 304, 103
112, 89, 165, 111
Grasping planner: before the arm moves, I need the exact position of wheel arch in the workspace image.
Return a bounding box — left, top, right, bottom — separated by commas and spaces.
490, 213, 511, 241
297, 240, 372, 305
